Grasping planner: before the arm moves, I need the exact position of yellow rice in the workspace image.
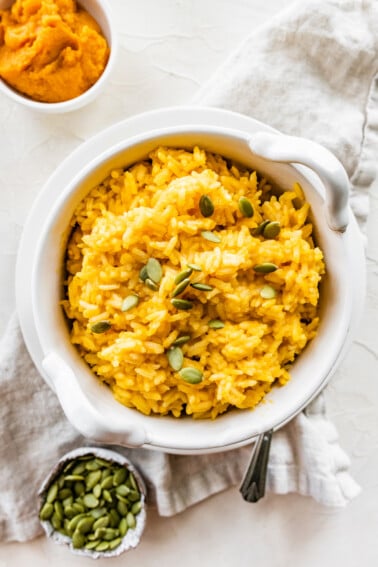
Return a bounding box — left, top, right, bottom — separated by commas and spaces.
62, 146, 325, 419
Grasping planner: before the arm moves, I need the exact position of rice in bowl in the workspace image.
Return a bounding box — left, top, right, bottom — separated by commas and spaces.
62, 146, 325, 419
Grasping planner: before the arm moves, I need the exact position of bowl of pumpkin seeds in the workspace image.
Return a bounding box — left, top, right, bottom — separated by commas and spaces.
38, 446, 146, 558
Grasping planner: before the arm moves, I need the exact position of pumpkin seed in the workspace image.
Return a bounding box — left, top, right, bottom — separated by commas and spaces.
115, 484, 130, 497
252, 219, 270, 236
128, 490, 140, 502
199, 194, 215, 217
39, 502, 54, 521
174, 268, 193, 284
119, 517, 128, 537
208, 319, 225, 329
131, 501, 142, 515
68, 513, 86, 533
146, 257, 163, 283
109, 508, 121, 528
263, 221, 281, 239
121, 294, 139, 312
103, 489, 113, 503
101, 475, 114, 490
89, 507, 107, 519
145, 278, 159, 291
64, 474, 85, 482
167, 347, 184, 371
201, 230, 221, 243
72, 502, 85, 514
83, 494, 99, 508
113, 467, 127, 486
46, 483, 58, 503
260, 285, 277, 299
179, 367, 203, 384
73, 481, 85, 496
117, 500, 128, 516
51, 513, 61, 530
77, 516, 95, 534
126, 512, 136, 529
93, 483, 102, 499
85, 540, 100, 550
109, 537, 122, 550
90, 321, 111, 334
190, 282, 213, 291
238, 196, 254, 218
54, 501, 64, 521
95, 541, 109, 552
127, 473, 138, 492
139, 265, 148, 281
115, 493, 128, 504
86, 470, 102, 490
72, 530, 86, 549
72, 462, 86, 475
93, 516, 110, 530
58, 488, 72, 500
172, 278, 191, 297
253, 262, 278, 273
86, 459, 101, 471
171, 298, 193, 310
171, 335, 191, 347
103, 528, 120, 541
187, 263, 202, 271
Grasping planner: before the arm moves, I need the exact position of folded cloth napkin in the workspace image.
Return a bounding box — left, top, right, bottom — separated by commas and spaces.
1, 0, 378, 543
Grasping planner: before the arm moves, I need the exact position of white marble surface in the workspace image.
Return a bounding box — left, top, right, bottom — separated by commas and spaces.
0, 0, 378, 565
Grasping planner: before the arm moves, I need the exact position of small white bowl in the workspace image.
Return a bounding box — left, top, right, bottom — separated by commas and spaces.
38, 447, 147, 558
0, 0, 117, 113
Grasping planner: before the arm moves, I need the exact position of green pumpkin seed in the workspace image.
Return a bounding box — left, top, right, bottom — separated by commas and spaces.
201, 230, 221, 243
127, 473, 138, 492
77, 516, 95, 534
174, 267, 193, 284
101, 468, 112, 480
253, 262, 278, 273
115, 484, 130, 497
199, 194, 215, 217
145, 278, 159, 291
126, 512, 136, 529
117, 500, 129, 516
68, 513, 86, 533
115, 493, 128, 504
103, 489, 113, 503
51, 513, 61, 530
131, 501, 142, 515
39, 502, 54, 521
72, 462, 86, 475
263, 220, 281, 239
167, 347, 184, 371
46, 483, 58, 504
179, 367, 203, 384
171, 298, 193, 310
113, 467, 127, 486
95, 458, 112, 468
95, 541, 109, 552
54, 501, 64, 521
108, 537, 122, 550
146, 257, 163, 283
86, 459, 101, 471
103, 528, 120, 541
260, 285, 277, 299
171, 278, 191, 297
83, 494, 99, 508
86, 470, 102, 490
187, 263, 202, 271
73, 481, 85, 496
62, 495, 74, 507
238, 196, 254, 218
139, 265, 148, 281
93, 483, 102, 499
109, 508, 121, 528
190, 282, 213, 291
72, 502, 85, 514
85, 540, 100, 550
127, 490, 140, 502
208, 319, 225, 329
119, 517, 128, 536
171, 335, 191, 347
64, 506, 77, 519
58, 488, 72, 500
101, 475, 114, 490
93, 515, 110, 530
121, 294, 139, 312
90, 321, 111, 334
89, 507, 107, 519
93, 527, 107, 540
252, 219, 270, 236
72, 530, 86, 549
64, 474, 86, 482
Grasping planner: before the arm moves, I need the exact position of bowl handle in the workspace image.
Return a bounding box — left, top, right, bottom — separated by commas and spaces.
42, 352, 148, 448
248, 132, 349, 232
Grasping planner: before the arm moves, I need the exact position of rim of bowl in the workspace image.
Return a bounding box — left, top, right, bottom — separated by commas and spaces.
0, 0, 118, 113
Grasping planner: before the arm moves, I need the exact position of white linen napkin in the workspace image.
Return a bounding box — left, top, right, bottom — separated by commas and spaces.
1, 0, 377, 543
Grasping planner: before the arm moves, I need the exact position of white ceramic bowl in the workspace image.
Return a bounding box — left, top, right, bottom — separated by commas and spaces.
17, 107, 366, 454
0, 0, 117, 113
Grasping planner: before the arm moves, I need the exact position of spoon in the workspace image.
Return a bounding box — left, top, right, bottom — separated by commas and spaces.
239, 429, 273, 502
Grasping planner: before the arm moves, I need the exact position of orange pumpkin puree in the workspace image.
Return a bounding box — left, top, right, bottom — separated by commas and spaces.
0, 0, 109, 103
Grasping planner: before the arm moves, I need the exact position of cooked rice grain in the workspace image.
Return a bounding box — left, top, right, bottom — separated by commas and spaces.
63, 146, 325, 419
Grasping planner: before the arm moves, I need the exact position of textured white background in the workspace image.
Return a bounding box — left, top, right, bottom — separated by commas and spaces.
0, 0, 378, 565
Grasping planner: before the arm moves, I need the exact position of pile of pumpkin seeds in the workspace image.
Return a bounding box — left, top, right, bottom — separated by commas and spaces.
39, 455, 143, 553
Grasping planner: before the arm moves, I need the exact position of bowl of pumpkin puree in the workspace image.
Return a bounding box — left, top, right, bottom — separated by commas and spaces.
0, 0, 117, 111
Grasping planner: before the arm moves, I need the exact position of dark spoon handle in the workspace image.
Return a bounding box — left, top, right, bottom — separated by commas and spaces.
239, 429, 273, 503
